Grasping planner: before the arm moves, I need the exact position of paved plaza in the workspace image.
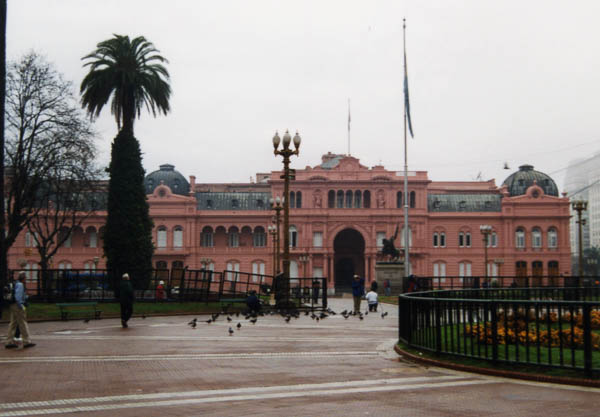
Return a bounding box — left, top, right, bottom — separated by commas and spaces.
1, 299, 599, 416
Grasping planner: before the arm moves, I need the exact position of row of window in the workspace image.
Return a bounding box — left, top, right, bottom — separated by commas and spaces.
25, 230, 99, 249
432, 260, 560, 278
324, 190, 418, 209
516, 228, 558, 249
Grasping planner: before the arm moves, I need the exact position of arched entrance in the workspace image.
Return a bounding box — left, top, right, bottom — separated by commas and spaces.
334, 228, 365, 293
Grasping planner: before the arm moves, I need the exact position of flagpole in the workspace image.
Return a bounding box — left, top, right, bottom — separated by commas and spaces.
348, 98, 351, 156
403, 18, 410, 279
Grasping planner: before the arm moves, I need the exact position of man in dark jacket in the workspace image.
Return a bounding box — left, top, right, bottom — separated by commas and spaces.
119, 273, 134, 328
351, 274, 365, 314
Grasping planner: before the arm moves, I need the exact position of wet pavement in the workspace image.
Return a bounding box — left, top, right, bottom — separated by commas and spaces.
1, 299, 599, 416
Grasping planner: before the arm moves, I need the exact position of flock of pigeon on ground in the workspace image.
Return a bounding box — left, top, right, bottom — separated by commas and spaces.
186, 307, 390, 336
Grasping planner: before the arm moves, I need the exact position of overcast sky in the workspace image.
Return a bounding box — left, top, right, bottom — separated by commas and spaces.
7, 1, 600, 189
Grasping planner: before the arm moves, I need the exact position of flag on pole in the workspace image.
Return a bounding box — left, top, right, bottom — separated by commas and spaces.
348, 99, 351, 132
404, 49, 414, 138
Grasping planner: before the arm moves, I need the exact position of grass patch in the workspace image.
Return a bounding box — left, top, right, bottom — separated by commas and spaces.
397, 340, 599, 379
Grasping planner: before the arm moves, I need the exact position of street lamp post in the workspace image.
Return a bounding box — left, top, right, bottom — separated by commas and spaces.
269, 197, 283, 274
480, 225, 492, 285
268, 225, 278, 276
272, 130, 301, 309
572, 200, 588, 285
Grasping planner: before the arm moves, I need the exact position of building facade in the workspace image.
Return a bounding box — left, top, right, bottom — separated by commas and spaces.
10, 154, 572, 293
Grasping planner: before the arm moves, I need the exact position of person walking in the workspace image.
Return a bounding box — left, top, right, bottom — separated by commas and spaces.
383, 279, 391, 296
5, 272, 35, 348
119, 273, 134, 328
155, 280, 165, 301
351, 274, 365, 314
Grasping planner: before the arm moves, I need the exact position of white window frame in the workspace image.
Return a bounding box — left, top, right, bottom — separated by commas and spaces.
226, 262, 240, 281
433, 232, 439, 248
253, 229, 266, 247
313, 232, 323, 248
490, 232, 497, 248
548, 228, 558, 248
440, 232, 446, 248
157, 227, 167, 248
459, 232, 464, 247
289, 226, 298, 248
376, 232, 386, 248
313, 267, 323, 278
252, 261, 265, 283
465, 232, 471, 248
459, 262, 471, 282
532, 228, 542, 248
433, 262, 446, 283
516, 229, 525, 248
173, 227, 183, 248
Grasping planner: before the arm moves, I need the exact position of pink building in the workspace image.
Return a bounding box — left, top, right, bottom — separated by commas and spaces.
9, 154, 572, 294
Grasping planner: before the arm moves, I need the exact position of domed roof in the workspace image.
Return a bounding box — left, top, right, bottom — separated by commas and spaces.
502, 164, 558, 197
145, 164, 190, 196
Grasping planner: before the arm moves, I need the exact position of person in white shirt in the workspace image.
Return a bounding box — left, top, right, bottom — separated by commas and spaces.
365, 289, 378, 312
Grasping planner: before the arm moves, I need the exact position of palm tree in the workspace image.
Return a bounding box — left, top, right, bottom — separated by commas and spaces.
80, 34, 171, 133
80, 35, 171, 287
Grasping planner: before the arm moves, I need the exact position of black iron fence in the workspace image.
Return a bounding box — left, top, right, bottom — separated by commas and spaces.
406, 275, 593, 292
15, 268, 327, 309
398, 288, 600, 378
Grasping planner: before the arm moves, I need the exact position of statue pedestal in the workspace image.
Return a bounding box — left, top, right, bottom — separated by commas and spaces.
375, 262, 405, 296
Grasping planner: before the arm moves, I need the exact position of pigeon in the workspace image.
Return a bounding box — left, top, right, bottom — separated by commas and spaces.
250, 318, 257, 324
341, 310, 348, 316
381, 311, 388, 318
237, 322, 242, 329
227, 316, 232, 322
205, 319, 212, 324
188, 318, 197, 326
365, 311, 368, 316
285, 316, 291, 323
305, 311, 310, 316
228, 327, 234, 336
141, 314, 146, 319
83, 318, 90, 323
359, 315, 364, 321
191, 321, 197, 329
316, 317, 319, 322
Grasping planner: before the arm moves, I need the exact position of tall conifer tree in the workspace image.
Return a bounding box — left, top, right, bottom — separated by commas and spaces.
80, 35, 171, 286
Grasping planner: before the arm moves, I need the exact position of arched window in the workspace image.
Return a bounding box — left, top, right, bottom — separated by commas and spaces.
440, 232, 446, 248
83, 261, 96, 272
226, 261, 240, 281
345, 190, 353, 208
201, 226, 214, 247
433, 262, 446, 283
548, 228, 557, 248
290, 192, 296, 209
252, 261, 265, 282
354, 190, 362, 208
86, 227, 97, 248
516, 261, 527, 277
532, 228, 542, 248
459, 232, 464, 247
409, 191, 416, 208
328, 190, 335, 208
491, 232, 498, 248
336, 190, 344, 208
173, 226, 183, 248
516, 228, 525, 248
296, 191, 302, 208
363, 190, 371, 208
157, 226, 167, 248
465, 232, 471, 247
58, 261, 72, 270
397, 191, 403, 208
458, 261, 472, 278
401, 226, 412, 248
433, 232, 439, 248
253, 226, 266, 247
59, 228, 72, 248
289, 225, 298, 248
228, 226, 239, 247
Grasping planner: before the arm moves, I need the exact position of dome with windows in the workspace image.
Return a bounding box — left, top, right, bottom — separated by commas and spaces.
502, 164, 558, 197
144, 164, 190, 196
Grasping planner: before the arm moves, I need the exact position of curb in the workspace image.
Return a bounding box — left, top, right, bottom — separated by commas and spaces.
394, 344, 600, 389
